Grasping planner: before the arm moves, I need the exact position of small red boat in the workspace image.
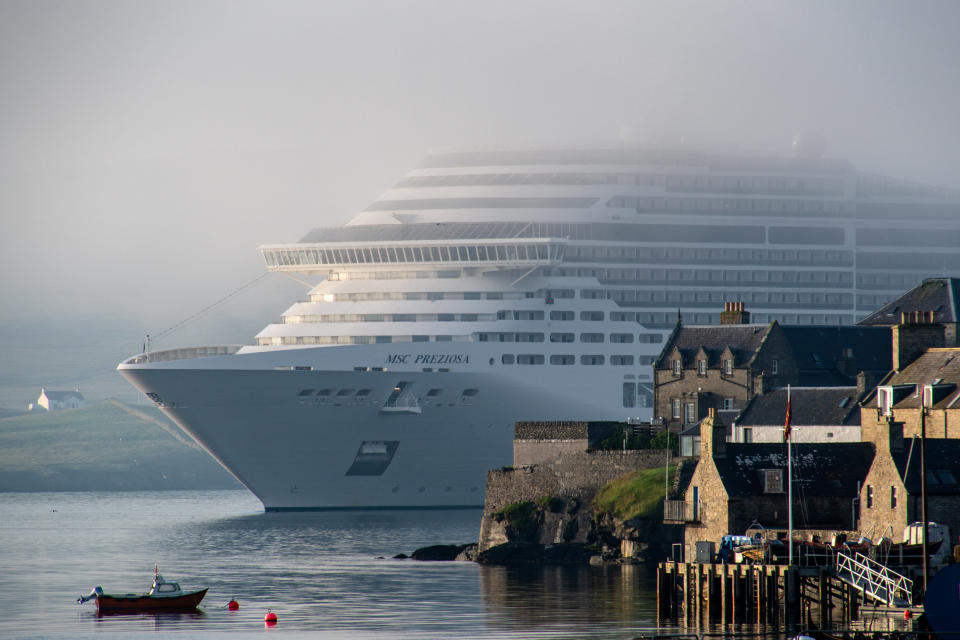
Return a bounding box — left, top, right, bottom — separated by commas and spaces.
78, 572, 207, 613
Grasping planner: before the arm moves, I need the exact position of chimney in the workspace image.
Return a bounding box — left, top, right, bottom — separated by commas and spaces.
700, 408, 727, 459
873, 419, 904, 453
891, 312, 944, 371
720, 301, 750, 325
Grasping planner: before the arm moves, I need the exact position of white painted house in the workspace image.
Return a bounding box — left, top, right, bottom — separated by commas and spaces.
32, 388, 86, 411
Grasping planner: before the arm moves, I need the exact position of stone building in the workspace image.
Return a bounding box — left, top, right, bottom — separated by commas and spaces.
858, 420, 960, 549
859, 305, 960, 442
653, 303, 889, 433
665, 410, 874, 561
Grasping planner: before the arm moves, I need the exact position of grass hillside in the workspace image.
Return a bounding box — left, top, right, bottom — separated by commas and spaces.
592, 465, 676, 521
0, 400, 242, 491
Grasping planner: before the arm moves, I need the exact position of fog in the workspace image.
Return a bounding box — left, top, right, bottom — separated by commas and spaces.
1, 0, 959, 405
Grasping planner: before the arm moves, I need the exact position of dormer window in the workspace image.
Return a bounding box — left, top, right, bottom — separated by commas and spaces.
722, 359, 733, 375
877, 386, 892, 416
697, 359, 707, 376
771, 359, 779, 375
673, 359, 682, 376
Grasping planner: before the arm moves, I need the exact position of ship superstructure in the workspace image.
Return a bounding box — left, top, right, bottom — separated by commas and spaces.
119, 145, 960, 509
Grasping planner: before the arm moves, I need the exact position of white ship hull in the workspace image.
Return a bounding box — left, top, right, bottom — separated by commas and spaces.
119, 345, 629, 509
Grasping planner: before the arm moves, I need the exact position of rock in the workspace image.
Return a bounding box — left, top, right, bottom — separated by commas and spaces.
476, 542, 594, 565
476, 542, 544, 565
455, 544, 479, 561
393, 553, 409, 559
411, 544, 473, 561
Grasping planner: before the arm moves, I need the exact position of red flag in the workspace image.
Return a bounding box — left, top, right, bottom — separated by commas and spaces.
783, 394, 792, 442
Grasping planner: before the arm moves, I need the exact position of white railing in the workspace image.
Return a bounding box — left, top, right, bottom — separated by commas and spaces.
122, 345, 243, 365
835, 549, 913, 606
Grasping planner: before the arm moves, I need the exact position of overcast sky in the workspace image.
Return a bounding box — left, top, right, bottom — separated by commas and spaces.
2, 0, 960, 346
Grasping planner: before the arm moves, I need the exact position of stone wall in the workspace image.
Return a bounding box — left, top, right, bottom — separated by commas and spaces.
484, 449, 671, 515
479, 448, 671, 552
514, 439, 588, 466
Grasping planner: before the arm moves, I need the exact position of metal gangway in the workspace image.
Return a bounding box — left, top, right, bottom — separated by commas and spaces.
834, 548, 913, 607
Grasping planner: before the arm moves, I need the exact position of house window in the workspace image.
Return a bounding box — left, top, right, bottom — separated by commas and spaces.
723, 397, 734, 410
722, 359, 733, 375
762, 469, 784, 493
697, 360, 707, 376
866, 485, 873, 509
673, 359, 682, 376
672, 398, 681, 419
890, 486, 897, 509
684, 402, 696, 424
771, 359, 779, 374
743, 427, 753, 443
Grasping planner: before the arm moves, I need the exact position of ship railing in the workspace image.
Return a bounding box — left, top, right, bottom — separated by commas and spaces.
123, 345, 244, 365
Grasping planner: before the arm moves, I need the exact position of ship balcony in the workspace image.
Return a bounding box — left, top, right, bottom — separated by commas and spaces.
379, 397, 423, 414
663, 499, 701, 524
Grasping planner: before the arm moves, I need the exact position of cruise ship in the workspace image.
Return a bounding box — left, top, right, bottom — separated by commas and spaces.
118, 143, 960, 510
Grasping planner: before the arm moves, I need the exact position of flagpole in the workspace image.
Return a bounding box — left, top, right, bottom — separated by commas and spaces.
787, 385, 793, 567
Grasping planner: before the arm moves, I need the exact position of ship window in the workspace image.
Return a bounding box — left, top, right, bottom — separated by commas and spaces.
427, 389, 442, 396
298, 389, 314, 396
611, 355, 634, 365
550, 333, 574, 343
501, 354, 515, 364
462, 389, 479, 396
622, 383, 636, 408
550, 310, 574, 321
580, 311, 604, 321
413, 335, 429, 342
316, 389, 332, 396
376, 336, 392, 343
581, 355, 605, 365
517, 354, 545, 365
550, 355, 575, 365
336, 389, 354, 396
580, 333, 604, 343
610, 333, 634, 343
356, 389, 372, 396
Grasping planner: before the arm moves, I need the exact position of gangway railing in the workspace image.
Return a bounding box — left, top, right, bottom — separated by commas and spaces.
835, 549, 913, 607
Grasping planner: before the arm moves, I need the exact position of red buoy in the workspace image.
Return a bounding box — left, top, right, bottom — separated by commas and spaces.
904, 609, 912, 620
264, 611, 278, 625
227, 599, 239, 611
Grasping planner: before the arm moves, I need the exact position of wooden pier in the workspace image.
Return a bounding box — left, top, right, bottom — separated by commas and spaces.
656, 562, 870, 628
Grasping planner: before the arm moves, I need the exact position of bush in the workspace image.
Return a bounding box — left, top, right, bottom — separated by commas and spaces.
592, 465, 677, 521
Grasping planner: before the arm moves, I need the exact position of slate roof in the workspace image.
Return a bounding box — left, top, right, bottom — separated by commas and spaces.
892, 438, 960, 495
656, 323, 772, 368
780, 326, 891, 383
736, 387, 862, 427
714, 442, 875, 498
865, 348, 960, 410
42, 389, 85, 402
858, 278, 960, 326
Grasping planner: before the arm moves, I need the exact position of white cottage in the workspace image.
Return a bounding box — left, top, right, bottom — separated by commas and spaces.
34, 388, 86, 411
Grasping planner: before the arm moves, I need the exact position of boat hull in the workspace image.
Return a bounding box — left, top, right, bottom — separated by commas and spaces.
95, 589, 207, 613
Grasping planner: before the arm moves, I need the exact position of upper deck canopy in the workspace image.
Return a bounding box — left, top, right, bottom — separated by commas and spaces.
260, 237, 567, 273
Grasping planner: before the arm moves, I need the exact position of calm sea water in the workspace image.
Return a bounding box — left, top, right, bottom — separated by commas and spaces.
0, 490, 669, 639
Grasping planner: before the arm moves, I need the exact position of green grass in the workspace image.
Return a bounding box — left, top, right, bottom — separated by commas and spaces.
592, 465, 677, 521
0, 400, 240, 490
0, 401, 194, 471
